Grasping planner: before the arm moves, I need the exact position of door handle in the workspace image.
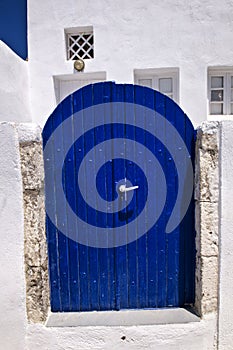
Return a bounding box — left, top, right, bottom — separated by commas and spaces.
119, 184, 139, 193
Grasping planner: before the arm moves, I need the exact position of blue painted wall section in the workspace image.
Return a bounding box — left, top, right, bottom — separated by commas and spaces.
0, 0, 27, 60
43, 82, 196, 312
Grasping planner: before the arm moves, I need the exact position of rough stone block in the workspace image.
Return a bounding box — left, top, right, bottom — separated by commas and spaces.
23, 179, 49, 323
195, 255, 218, 315
202, 298, 218, 315
195, 122, 219, 317
196, 201, 218, 257
195, 123, 219, 203
201, 256, 218, 300
19, 138, 49, 323
198, 149, 219, 203
24, 191, 46, 266
20, 141, 44, 190
26, 266, 48, 323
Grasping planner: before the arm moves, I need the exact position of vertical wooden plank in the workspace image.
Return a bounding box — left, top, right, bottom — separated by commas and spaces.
98, 82, 115, 310
43, 115, 61, 311
164, 96, 179, 306
113, 84, 128, 310
124, 85, 137, 309
94, 82, 110, 310
82, 84, 99, 311
46, 219, 61, 311
73, 87, 90, 311
62, 94, 81, 311
184, 116, 195, 304
174, 105, 186, 306
144, 87, 157, 308
88, 83, 104, 311
155, 91, 167, 307
53, 99, 71, 311
82, 84, 96, 311
103, 82, 115, 309
134, 85, 147, 308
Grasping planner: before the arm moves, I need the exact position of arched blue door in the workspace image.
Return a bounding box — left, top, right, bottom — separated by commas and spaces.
43, 82, 195, 311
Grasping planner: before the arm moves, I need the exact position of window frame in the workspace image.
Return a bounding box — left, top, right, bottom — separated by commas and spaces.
208, 67, 233, 116
134, 68, 179, 103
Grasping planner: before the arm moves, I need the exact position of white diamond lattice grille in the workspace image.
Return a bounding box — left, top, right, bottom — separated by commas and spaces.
67, 32, 94, 60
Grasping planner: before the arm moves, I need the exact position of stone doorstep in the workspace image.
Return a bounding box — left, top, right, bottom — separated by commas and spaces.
46, 308, 200, 327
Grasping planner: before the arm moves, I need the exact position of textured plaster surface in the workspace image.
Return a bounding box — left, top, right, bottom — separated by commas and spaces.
194, 122, 219, 317
218, 121, 233, 349
26, 313, 216, 350
0, 122, 26, 350
19, 129, 49, 323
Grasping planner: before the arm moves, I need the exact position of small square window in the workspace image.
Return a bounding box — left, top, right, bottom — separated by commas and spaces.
65, 26, 94, 60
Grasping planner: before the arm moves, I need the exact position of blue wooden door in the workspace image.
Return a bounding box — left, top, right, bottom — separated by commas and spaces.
43, 82, 195, 311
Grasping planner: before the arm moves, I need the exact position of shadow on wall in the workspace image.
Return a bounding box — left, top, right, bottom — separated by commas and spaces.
0, 41, 30, 122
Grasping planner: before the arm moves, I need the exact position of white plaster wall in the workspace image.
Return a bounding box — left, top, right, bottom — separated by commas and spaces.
218, 121, 233, 349
0, 122, 26, 350
28, 0, 233, 127
0, 41, 31, 122
26, 314, 216, 350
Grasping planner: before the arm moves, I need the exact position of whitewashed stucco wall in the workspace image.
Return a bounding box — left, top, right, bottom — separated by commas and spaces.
28, 0, 233, 127
0, 122, 27, 350
218, 121, 233, 350
0, 41, 31, 122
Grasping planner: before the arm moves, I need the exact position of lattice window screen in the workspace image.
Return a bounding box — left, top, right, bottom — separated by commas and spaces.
67, 31, 94, 60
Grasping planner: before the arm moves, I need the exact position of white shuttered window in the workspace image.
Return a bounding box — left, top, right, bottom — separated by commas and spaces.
134, 68, 179, 103
53, 72, 106, 104
208, 68, 233, 115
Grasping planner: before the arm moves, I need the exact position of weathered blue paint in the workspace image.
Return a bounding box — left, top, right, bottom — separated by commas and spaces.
43, 82, 195, 312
